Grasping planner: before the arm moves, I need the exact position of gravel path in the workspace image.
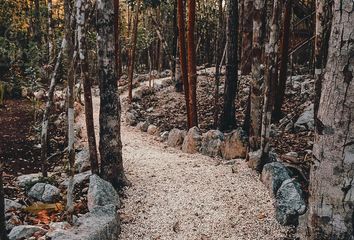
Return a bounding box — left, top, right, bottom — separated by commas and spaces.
78, 88, 290, 240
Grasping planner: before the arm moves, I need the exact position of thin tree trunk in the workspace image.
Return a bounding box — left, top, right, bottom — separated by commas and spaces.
240, 0, 253, 75
177, 0, 191, 128
77, 0, 99, 175
47, 0, 54, 63
314, 0, 324, 130
172, 0, 179, 91
272, 0, 292, 121
260, 0, 280, 161
219, 0, 238, 131
213, 0, 223, 128
308, 1, 353, 238
97, 0, 130, 189
0, 162, 7, 240
33, 0, 41, 45
114, 0, 122, 79
187, 0, 198, 127
40, 39, 66, 178
248, 0, 265, 154
64, 0, 76, 215
128, 0, 140, 103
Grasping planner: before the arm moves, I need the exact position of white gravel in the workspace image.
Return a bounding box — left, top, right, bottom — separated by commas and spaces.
119, 127, 290, 240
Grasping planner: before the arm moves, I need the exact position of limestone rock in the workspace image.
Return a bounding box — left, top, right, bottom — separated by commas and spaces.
87, 175, 120, 212
295, 104, 314, 131
167, 128, 186, 148
182, 127, 202, 154
147, 125, 158, 135
137, 121, 149, 132
28, 183, 61, 203
75, 149, 91, 173
8, 225, 46, 240
200, 130, 224, 157
220, 129, 247, 159
261, 162, 291, 196
5, 199, 22, 212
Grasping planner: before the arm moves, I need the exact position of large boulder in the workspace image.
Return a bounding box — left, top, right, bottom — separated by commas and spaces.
261, 162, 291, 196
28, 183, 61, 203
48, 204, 120, 240
167, 128, 186, 148
220, 129, 247, 159
8, 225, 47, 240
200, 130, 224, 157
182, 127, 202, 154
87, 175, 120, 212
75, 149, 91, 173
295, 104, 314, 131
275, 178, 306, 225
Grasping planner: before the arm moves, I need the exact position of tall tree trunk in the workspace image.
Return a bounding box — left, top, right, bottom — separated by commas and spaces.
260, 0, 280, 160
187, 0, 198, 127
213, 0, 223, 128
314, 0, 325, 130
77, 0, 99, 175
240, 0, 253, 75
248, 0, 265, 154
172, 0, 179, 91
177, 0, 191, 128
33, 0, 41, 45
40, 39, 66, 178
0, 162, 7, 240
219, 0, 238, 131
97, 0, 130, 189
272, 0, 292, 122
64, 0, 76, 215
308, 1, 353, 238
114, 0, 122, 79
127, 0, 139, 103
47, 0, 54, 63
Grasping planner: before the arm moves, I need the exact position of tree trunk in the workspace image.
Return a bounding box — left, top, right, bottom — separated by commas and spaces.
97, 0, 130, 189
40, 39, 66, 178
248, 0, 265, 154
314, 0, 325, 130
187, 0, 198, 128
213, 0, 223, 128
172, 0, 179, 92
47, 0, 54, 63
177, 0, 191, 128
308, 1, 353, 238
240, 0, 253, 75
33, 0, 41, 45
128, 0, 140, 103
77, 0, 99, 175
219, 0, 238, 131
272, 0, 292, 122
64, 0, 76, 215
0, 162, 7, 240
114, 0, 122, 79
260, 0, 280, 160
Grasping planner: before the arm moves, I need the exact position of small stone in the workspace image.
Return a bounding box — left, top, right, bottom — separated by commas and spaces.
167, 128, 186, 148
137, 121, 149, 132
200, 130, 224, 157
220, 129, 247, 160
74, 149, 91, 173
17, 173, 41, 187
247, 150, 262, 170
28, 183, 60, 203
182, 126, 202, 154
285, 152, 299, 158
160, 131, 169, 142
5, 199, 22, 212
147, 125, 158, 135
125, 110, 138, 126
8, 225, 47, 240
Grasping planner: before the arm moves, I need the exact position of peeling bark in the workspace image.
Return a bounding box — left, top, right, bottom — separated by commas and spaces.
97, 0, 130, 189
308, 1, 354, 238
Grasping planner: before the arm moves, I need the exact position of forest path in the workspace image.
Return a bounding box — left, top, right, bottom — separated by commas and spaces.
78, 84, 289, 239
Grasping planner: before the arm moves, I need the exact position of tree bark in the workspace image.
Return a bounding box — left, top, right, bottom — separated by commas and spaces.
47, 0, 54, 63
64, 0, 76, 215
40, 39, 66, 178
213, 0, 223, 128
128, 0, 140, 103
97, 0, 130, 189
219, 0, 238, 131
177, 0, 191, 128
260, 0, 280, 160
314, 0, 325, 130
248, 0, 265, 154
240, 0, 253, 75
114, 0, 122, 79
272, 0, 292, 122
0, 162, 7, 240
187, 0, 198, 127
77, 0, 99, 175
33, 0, 41, 45
308, 1, 354, 238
